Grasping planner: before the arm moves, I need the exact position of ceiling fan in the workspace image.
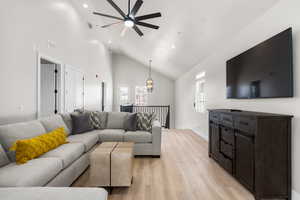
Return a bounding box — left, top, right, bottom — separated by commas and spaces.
93, 0, 162, 37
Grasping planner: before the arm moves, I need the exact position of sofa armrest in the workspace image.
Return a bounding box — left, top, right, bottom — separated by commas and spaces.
151, 120, 162, 156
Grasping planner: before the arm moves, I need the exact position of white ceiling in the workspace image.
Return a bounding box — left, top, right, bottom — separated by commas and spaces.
72, 0, 279, 79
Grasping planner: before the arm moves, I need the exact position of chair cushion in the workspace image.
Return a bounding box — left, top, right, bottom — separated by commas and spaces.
0, 145, 10, 167
0, 187, 108, 200
41, 143, 84, 169
68, 131, 99, 152
0, 157, 63, 187
97, 129, 125, 142
0, 120, 46, 161
40, 115, 70, 136
106, 112, 128, 129
124, 131, 152, 143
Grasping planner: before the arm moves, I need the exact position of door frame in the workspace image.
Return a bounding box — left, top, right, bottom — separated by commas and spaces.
37, 52, 64, 119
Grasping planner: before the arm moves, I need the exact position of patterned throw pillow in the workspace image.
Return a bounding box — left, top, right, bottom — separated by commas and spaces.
10, 127, 68, 164
137, 112, 156, 132
90, 111, 108, 130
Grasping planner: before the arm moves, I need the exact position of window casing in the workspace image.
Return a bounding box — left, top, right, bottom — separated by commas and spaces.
195, 72, 206, 113
119, 86, 130, 105
135, 86, 148, 106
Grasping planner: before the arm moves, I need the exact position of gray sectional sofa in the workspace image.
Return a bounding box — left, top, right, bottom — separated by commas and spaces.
0, 112, 162, 188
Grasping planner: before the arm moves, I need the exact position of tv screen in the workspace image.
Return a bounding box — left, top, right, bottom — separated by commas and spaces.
226, 28, 293, 99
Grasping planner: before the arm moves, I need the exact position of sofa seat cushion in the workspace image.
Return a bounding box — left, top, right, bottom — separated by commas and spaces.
124, 131, 152, 143
41, 143, 84, 169
0, 187, 108, 200
0, 157, 63, 187
67, 131, 99, 152
97, 129, 125, 142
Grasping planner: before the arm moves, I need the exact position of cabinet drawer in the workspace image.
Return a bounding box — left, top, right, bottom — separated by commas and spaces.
221, 141, 234, 159
218, 153, 233, 174
234, 117, 256, 134
221, 127, 234, 145
210, 112, 220, 123
220, 114, 234, 127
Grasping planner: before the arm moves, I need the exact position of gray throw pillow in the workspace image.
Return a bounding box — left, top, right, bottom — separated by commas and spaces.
90, 111, 108, 130
137, 112, 156, 132
124, 113, 137, 131
70, 112, 94, 134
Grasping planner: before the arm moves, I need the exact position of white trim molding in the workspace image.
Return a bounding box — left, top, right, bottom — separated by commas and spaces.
293, 190, 300, 200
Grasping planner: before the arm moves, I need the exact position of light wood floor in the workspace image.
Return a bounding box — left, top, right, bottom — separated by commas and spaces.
73, 129, 254, 200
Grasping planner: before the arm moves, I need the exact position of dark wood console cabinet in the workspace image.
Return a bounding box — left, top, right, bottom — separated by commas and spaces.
208, 109, 292, 200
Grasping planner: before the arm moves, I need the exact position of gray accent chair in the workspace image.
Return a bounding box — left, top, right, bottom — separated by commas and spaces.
0, 112, 162, 188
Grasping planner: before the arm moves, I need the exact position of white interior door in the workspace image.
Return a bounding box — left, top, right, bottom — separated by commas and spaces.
64, 65, 84, 113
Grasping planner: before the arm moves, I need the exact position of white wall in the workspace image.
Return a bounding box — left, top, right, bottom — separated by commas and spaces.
175, 0, 300, 195
0, 0, 113, 124
112, 53, 175, 128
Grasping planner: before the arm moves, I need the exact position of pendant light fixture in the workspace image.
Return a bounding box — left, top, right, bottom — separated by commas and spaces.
146, 60, 154, 93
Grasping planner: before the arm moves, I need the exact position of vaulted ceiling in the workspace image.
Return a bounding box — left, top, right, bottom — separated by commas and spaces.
71, 0, 279, 79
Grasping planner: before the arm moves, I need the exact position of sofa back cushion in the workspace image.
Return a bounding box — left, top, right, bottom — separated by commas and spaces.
0, 144, 10, 167
106, 112, 128, 129
0, 120, 46, 161
40, 115, 70, 136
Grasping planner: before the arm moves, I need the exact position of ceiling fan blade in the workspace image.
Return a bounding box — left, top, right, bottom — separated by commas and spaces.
136, 22, 159, 29
128, 0, 131, 15
101, 21, 123, 28
133, 25, 144, 36
121, 27, 128, 37
93, 12, 123, 20
130, 0, 143, 16
107, 0, 127, 18
135, 12, 162, 21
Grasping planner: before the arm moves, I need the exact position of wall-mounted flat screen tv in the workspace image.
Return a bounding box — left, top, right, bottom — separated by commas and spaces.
226, 28, 293, 99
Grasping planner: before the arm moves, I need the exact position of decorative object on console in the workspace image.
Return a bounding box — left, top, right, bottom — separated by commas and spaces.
93, 0, 162, 37
208, 109, 292, 200
146, 60, 154, 93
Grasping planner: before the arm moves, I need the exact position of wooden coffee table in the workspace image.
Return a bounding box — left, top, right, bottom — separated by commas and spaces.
87, 142, 134, 187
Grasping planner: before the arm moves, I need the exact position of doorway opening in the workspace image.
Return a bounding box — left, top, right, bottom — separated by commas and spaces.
37, 54, 63, 118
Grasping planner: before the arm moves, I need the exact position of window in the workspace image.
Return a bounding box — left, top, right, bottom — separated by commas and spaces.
135, 86, 148, 106
195, 72, 206, 113
119, 86, 130, 105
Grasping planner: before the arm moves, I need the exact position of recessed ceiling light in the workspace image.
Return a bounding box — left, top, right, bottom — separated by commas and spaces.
108, 40, 112, 44
83, 3, 89, 9
171, 44, 176, 49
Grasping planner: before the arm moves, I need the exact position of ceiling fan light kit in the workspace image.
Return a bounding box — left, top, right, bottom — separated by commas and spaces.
93, 0, 162, 36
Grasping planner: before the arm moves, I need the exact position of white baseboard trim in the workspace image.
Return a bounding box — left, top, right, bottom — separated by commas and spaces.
191, 128, 209, 141
293, 190, 300, 200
